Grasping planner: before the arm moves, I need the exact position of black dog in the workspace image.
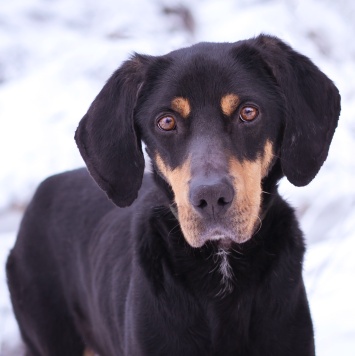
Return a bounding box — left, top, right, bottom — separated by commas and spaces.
7, 35, 340, 356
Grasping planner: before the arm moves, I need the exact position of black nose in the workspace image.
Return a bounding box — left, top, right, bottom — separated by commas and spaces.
189, 178, 234, 218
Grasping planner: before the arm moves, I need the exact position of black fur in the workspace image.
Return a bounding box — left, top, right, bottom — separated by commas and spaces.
7, 35, 340, 356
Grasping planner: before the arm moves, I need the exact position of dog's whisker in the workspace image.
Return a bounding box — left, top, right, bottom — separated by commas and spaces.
261, 190, 275, 195
167, 223, 181, 237
253, 215, 263, 236
209, 262, 220, 274
231, 246, 244, 254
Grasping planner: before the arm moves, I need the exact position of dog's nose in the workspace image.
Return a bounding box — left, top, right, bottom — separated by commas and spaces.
189, 178, 234, 218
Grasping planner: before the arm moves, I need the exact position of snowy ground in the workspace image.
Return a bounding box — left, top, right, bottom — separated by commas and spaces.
1, 0, 355, 355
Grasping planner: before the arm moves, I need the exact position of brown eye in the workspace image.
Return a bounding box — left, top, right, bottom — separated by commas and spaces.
239, 106, 259, 122
157, 116, 176, 131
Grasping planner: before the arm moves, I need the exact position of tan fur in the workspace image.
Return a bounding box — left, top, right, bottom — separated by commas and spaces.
228, 158, 262, 239
83, 348, 96, 356
221, 94, 240, 116
228, 140, 274, 240
155, 154, 201, 246
171, 97, 191, 119
261, 140, 274, 177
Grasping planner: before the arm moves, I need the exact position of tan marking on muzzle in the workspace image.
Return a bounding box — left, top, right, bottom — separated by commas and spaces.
260, 140, 274, 178
229, 159, 262, 238
221, 94, 240, 116
228, 140, 274, 241
155, 140, 274, 247
155, 154, 202, 247
171, 97, 191, 119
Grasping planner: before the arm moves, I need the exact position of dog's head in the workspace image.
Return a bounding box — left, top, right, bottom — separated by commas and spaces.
75, 35, 340, 248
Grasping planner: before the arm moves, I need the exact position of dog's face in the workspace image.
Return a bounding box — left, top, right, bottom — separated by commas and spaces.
135, 45, 283, 247
75, 35, 340, 248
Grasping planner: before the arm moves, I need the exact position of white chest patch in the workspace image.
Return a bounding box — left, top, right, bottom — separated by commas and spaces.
214, 247, 234, 297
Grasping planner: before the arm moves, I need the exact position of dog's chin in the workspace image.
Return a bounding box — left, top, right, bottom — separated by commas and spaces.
187, 228, 252, 248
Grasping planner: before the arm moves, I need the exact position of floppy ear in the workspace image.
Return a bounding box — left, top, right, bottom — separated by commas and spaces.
251, 35, 341, 186
75, 54, 151, 207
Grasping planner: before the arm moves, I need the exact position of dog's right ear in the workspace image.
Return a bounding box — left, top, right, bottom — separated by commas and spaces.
250, 35, 341, 187
75, 54, 151, 207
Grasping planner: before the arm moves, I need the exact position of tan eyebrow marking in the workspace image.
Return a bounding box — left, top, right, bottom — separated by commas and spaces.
221, 94, 240, 116
171, 97, 191, 119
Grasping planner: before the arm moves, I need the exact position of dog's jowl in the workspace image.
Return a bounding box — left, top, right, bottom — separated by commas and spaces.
7, 35, 340, 356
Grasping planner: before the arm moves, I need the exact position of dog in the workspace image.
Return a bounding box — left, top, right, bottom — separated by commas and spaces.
7, 35, 340, 356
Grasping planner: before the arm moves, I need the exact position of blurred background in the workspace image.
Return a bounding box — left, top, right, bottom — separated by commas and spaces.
0, 0, 354, 354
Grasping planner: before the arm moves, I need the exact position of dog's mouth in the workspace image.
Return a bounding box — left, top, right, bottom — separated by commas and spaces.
168, 189, 262, 248
200, 229, 254, 248
167, 197, 262, 249
169, 205, 253, 247
202, 226, 237, 242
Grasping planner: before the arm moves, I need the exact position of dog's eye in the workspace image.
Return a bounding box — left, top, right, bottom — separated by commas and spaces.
239, 106, 259, 122
157, 116, 176, 131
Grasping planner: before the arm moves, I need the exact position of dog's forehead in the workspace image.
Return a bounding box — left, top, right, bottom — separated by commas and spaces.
167, 44, 240, 92
167, 41, 235, 66
153, 42, 273, 108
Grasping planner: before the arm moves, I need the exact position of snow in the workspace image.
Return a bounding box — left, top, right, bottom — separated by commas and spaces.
1, 0, 355, 354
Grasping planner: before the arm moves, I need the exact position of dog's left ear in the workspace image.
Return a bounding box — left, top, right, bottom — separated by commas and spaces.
75, 54, 151, 207
251, 35, 341, 186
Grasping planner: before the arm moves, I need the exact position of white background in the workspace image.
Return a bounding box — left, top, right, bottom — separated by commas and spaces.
1, 0, 355, 354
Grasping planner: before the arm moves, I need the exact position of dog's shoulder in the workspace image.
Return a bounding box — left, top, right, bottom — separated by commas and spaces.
30, 168, 99, 204
262, 193, 305, 255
